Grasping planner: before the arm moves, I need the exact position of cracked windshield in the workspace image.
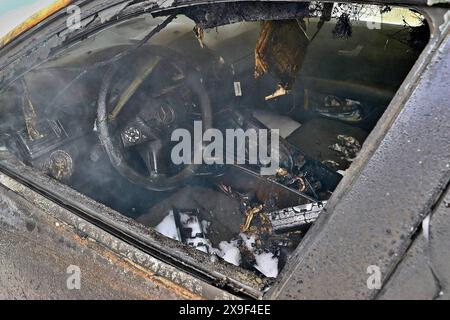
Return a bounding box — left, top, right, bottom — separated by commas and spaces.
0, 2, 428, 279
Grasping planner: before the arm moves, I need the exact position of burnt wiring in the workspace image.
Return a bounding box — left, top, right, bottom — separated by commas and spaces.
37, 14, 177, 113
384, 16, 429, 50
47, 69, 88, 110
20, 79, 43, 141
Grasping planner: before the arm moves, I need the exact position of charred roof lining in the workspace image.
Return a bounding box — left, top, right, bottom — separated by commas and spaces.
153, 1, 309, 29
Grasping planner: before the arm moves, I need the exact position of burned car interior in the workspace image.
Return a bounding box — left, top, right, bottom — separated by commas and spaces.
0, 1, 429, 283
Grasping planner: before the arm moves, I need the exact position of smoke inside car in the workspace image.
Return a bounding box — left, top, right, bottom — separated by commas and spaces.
0, 2, 429, 279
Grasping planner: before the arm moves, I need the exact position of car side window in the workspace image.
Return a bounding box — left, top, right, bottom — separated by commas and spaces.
0, 2, 429, 279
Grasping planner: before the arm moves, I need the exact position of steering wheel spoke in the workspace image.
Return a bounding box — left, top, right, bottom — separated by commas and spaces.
137, 139, 168, 176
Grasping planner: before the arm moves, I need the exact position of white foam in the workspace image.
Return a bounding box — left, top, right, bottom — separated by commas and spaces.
218, 241, 241, 266
155, 211, 180, 241
254, 252, 279, 278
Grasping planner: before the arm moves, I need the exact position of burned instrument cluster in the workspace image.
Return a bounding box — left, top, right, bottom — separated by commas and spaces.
5, 79, 94, 183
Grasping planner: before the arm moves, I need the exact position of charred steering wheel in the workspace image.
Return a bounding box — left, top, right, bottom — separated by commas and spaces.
97, 45, 213, 191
